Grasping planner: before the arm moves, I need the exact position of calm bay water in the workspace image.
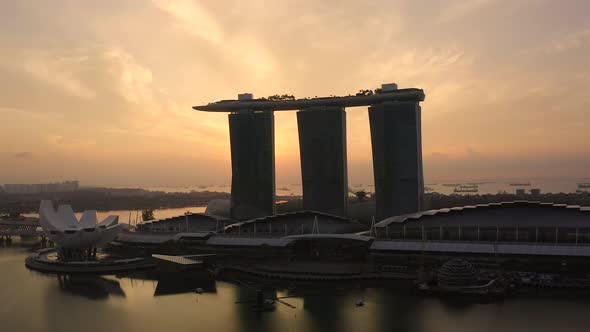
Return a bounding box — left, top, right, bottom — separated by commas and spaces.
2, 240, 590, 331
136, 177, 590, 196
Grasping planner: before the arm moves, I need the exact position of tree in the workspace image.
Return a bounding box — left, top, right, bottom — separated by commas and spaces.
354, 191, 368, 201
355, 89, 373, 96
141, 209, 155, 221
267, 94, 296, 101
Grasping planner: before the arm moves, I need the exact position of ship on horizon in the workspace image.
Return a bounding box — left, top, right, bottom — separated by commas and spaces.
454, 185, 479, 193
509, 182, 531, 186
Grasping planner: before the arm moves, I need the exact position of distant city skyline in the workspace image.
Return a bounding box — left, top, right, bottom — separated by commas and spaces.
1, 0, 589, 186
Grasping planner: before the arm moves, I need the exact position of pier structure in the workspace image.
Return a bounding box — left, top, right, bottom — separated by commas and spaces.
0, 220, 44, 239
194, 84, 425, 221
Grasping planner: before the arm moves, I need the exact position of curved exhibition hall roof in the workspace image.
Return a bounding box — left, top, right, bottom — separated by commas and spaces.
224, 210, 368, 234
375, 201, 590, 229
138, 212, 235, 233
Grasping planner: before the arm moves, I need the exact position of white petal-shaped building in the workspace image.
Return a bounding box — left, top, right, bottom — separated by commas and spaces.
39, 200, 126, 254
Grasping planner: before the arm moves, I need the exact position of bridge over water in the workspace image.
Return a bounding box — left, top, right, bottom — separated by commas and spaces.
0, 220, 44, 240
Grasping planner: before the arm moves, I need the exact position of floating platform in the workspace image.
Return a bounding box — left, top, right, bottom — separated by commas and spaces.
152, 253, 216, 274
414, 280, 507, 302
25, 249, 154, 274
218, 266, 416, 282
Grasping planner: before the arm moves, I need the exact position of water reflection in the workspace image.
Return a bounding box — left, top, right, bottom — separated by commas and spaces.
43, 276, 132, 332
5, 240, 590, 332
154, 274, 216, 296
302, 291, 347, 331
56, 275, 125, 300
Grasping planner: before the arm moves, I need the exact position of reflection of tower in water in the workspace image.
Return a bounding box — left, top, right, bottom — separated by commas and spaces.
302, 291, 347, 331
372, 287, 425, 331
233, 284, 281, 332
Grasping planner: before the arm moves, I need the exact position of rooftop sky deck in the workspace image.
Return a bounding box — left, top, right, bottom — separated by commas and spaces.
193, 88, 425, 112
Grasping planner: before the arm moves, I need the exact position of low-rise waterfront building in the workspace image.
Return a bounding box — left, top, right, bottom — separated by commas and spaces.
117, 201, 590, 277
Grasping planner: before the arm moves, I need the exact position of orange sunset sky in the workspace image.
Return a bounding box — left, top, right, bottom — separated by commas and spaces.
1, 0, 589, 186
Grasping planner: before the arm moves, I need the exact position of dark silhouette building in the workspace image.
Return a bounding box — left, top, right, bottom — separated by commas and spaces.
297, 107, 348, 216
228, 111, 275, 220
194, 85, 425, 221
369, 101, 423, 220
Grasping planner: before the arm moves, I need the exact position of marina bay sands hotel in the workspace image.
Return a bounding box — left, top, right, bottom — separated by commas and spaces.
193, 84, 425, 222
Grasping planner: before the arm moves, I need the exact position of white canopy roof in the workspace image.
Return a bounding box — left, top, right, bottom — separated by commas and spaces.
38, 200, 123, 249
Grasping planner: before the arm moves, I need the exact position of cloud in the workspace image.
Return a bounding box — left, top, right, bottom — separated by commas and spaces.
223, 36, 278, 83
363, 46, 469, 83
1, 0, 590, 185
436, 0, 494, 24
45, 134, 96, 151
12, 151, 32, 159
22, 50, 97, 99
546, 29, 590, 54
151, 0, 223, 43
103, 49, 155, 105
11, 46, 158, 108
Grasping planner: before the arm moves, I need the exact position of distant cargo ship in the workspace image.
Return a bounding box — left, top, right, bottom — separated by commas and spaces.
454, 187, 479, 193
509, 182, 531, 186
442, 183, 462, 187
578, 183, 590, 189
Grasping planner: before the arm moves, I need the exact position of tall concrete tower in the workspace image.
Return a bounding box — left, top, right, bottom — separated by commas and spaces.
228, 110, 275, 220
194, 85, 425, 222
369, 101, 423, 220
297, 107, 348, 216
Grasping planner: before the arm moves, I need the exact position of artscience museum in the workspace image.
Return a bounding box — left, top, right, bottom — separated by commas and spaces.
39, 200, 126, 261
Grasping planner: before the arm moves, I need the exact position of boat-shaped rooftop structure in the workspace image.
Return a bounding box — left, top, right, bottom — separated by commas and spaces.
193, 88, 425, 112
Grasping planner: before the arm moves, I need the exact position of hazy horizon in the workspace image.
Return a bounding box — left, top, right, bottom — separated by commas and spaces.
2, 0, 589, 187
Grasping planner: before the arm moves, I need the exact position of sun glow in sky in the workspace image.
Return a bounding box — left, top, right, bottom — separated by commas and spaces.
1, 0, 589, 186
